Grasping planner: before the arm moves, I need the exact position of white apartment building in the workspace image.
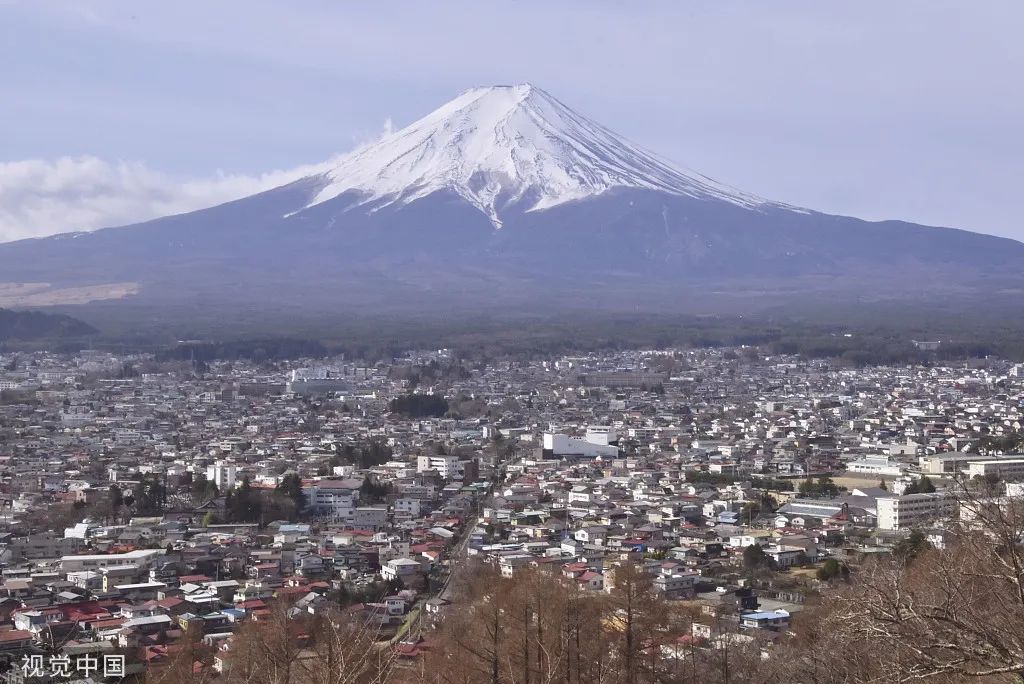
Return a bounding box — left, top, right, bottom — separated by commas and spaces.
381, 557, 423, 582
876, 493, 957, 531
919, 454, 998, 475
303, 480, 360, 517
417, 455, 466, 479
499, 554, 535, 578
60, 406, 94, 426
394, 498, 423, 517
654, 572, 697, 598
206, 460, 237, 491
965, 458, 1024, 479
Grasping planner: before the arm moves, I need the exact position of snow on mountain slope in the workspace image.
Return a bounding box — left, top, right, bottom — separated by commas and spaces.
301, 84, 783, 227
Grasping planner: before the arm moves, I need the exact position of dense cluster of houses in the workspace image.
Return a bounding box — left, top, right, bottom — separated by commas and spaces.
0, 346, 1022, 677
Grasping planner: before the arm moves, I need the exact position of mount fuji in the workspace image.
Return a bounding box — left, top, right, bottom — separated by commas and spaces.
299, 84, 778, 226
1, 84, 1022, 327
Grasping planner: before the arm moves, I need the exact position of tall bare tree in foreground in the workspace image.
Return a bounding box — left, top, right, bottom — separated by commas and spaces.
300, 610, 395, 684
219, 602, 394, 684
144, 624, 216, 684
223, 604, 305, 684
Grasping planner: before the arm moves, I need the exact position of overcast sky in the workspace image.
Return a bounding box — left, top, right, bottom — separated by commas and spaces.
2, 0, 1022, 242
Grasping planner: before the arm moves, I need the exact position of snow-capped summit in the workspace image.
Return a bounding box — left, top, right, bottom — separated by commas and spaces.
302, 83, 771, 226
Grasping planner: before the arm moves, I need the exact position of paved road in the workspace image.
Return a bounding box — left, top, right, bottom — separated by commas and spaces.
438, 512, 478, 603
410, 470, 503, 635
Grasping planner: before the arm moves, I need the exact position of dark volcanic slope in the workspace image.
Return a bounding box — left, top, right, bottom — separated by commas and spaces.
0, 184, 1020, 317
0, 308, 96, 341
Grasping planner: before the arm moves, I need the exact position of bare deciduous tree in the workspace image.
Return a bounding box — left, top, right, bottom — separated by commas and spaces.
300, 610, 395, 684
777, 477, 1024, 683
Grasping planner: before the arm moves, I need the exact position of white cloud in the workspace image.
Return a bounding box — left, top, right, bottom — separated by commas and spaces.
0, 156, 334, 243
0, 114, 408, 243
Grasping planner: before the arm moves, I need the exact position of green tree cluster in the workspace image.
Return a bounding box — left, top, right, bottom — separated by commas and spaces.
388, 393, 449, 418
224, 477, 300, 524
190, 473, 218, 501
903, 476, 936, 494
816, 558, 850, 582
359, 476, 390, 503
798, 476, 841, 497
333, 440, 393, 469
276, 473, 306, 511
742, 544, 775, 571
130, 475, 167, 515
892, 530, 932, 562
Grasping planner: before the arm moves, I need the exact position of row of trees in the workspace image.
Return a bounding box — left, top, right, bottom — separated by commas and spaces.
389, 393, 449, 418
424, 561, 765, 684
109, 475, 167, 517
359, 476, 391, 504
223, 478, 300, 524
797, 476, 841, 497
903, 474, 937, 494
189, 473, 219, 502
146, 604, 393, 684
334, 440, 394, 469
970, 432, 1024, 455
154, 338, 329, 364
389, 359, 471, 389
